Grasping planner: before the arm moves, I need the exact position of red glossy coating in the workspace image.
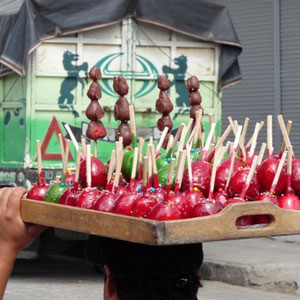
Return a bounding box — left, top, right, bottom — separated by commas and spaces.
182, 161, 212, 197
215, 158, 242, 191
213, 188, 229, 206
79, 157, 107, 188
228, 167, 259, 199
292, 159, 300, 196
112, 193, 139, 216
257, 158, 286, 194
278, 194, 300, 210
147, 201, 181, 221
167, 192, 191, 218
27, 183, 50, 201
93, 191, 117, 212
191, 200, 222, 217
76, 188, 101, 209
64, 171, 75, 185
131, 195, 159, 218
183, 189, 205, 209
59, 186, 81, 206
255, 192, 279, 206
144, 187, 166, 202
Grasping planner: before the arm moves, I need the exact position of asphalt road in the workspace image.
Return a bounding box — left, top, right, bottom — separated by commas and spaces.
4, 257, 299, 300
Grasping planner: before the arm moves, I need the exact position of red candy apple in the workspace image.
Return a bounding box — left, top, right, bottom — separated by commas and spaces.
93, 191, 117, 212
76, 187, 100, 209
147, 201, 181, 221
257, 158, 286, 194
191, 200, 222, 217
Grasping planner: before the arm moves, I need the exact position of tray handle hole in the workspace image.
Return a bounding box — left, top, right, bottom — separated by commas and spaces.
236, 214, 275, 229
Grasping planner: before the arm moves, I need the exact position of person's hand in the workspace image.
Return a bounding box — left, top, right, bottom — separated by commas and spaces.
0, 187, 46, 255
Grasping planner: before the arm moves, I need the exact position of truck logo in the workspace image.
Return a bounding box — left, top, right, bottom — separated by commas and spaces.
96, 53, 159, 98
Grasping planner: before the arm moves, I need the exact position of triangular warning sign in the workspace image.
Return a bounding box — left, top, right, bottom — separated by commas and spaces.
40, 116, 74, 161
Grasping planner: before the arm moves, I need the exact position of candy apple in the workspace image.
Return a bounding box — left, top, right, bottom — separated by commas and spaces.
27, 183, 49, 201
131, 194, 159, 218
215, 158, 242, 191
191, 199, 222, 217
167, 191, 191, 218
80, 157, 107, 188
44, 182, 68, 203
278, 193, 300, 210
257, 158, 286, 194
112, 193, 139, 216
147, 201, 181, 221
228, 167, 259, 200
76, 187, 101, 209
59, 184, 81, 206
181, 161, 212, 197
93, 190, 117, 212
183, 188, 205, 209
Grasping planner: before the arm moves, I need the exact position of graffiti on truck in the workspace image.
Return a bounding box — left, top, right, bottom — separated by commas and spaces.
58, 51, 89, 117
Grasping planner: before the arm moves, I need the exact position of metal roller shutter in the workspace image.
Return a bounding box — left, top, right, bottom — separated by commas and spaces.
210, 0, 276, 152
280, 1, 300, 156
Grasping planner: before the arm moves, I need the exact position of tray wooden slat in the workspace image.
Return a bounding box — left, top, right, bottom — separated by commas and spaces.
21, 199, 300, 245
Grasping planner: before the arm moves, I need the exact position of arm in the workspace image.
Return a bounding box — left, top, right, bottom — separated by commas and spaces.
0, 187, 45, 299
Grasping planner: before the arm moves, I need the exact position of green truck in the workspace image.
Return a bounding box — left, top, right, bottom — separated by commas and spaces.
0, 18, 223, 188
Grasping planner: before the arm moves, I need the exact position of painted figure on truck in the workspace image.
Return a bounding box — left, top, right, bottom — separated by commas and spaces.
58, 51, 89, 117
162, 55, 189, 118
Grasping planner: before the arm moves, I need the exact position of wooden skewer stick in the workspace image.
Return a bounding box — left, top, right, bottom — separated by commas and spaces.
248, 122, 261, 158
130, 147, 139, 191
193, 111, 201, 145
150, 144, 159, 188
63, 140, 71, 174
94, 140, 98, 158
270, 151, 288, 194
174, 150, 187, 192
113, 150, 124, 188
280, 120, 292, 154
215, 125, 232, 150
64, 124, 79, 151
257, 142, 267, 166
201, 122, 216, 161
224, 126, 242, 191
287, 146, 293, 176
143, 156, 148, 187
107, 150, 116, 184
118, 136, 124, 149
166, 158, 176, 193
195, 109, 203, 145
187, 126, 196, 147
208, 146, 223, 200
201, 132, 205, 148
208, 113, 216, 144
246, 121, 264, 148
240, 155, 259, 199
86, 144, 92, 188
36, 140, 42, 175
177, 125, 187, 153
186, 144, 193, 192
58, 133, 65, 161
267, 115, 273, 158
81, 137, 87, 157
74, 148, 82, 183
129, 105, 137, 136
138, 137, 145, 180
277, 115, 294, 156
228, 116, 247, 160
240, 118, 250, 144
166, 135, 174, 153
156, 127, 169, 156
168, 124, 184, 156
147, 144, 152, 188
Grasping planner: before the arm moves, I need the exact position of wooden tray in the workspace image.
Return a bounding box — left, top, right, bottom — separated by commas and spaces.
21, 198, 300, 245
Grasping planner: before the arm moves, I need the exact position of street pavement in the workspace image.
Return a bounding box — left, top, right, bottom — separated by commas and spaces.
202, 237, 300, 295
4, 256, 299, 300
